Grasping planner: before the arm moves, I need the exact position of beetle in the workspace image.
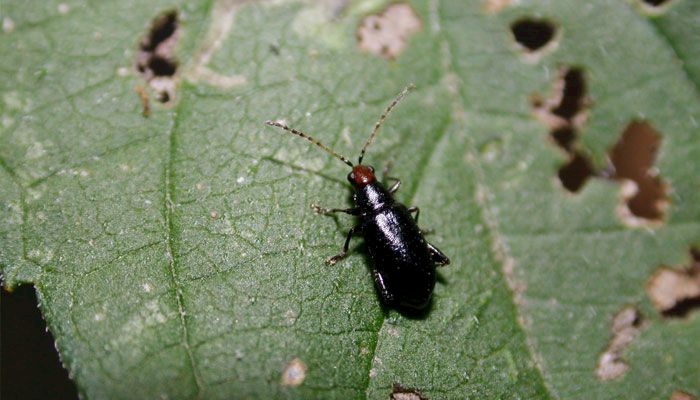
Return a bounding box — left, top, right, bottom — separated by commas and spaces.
264, 85, 449, 310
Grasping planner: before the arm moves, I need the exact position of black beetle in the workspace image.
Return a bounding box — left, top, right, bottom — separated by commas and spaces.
264, 85, 449, 310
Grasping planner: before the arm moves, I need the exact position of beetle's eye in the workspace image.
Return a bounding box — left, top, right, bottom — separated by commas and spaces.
347, 172, 355, 183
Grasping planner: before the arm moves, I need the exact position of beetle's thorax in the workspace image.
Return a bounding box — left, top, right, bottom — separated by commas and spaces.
354, 181, 394, 212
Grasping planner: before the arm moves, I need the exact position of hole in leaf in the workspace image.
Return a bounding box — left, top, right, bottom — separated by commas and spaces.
531, 66, 589, 134
390, 383, 427, 400
646, 248, 700, 318
140, 11, 178, 52
135, 10, 179, 104
356, 3, 422, 60
595, 306, 644, 381
609, 121, 667, 221
531, 66, 594, 192
550, 126, 576, 151
147, 55, 177, 77
1, 285, 79, 399
641, 0, 671, 6
558, 152, 594, 192
551, 68, 586, 120
510, 18, 556, 52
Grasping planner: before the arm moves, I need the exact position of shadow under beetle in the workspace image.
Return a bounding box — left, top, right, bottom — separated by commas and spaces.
264, 85, 449, 310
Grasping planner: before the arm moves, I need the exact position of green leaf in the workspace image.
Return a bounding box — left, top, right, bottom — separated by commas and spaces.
2, 0, 699, 399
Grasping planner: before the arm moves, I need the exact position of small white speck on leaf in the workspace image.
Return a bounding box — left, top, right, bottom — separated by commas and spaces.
236, 176, 245, 184
117, 67, 129, 77
369, 368, 377, 378
195, 182, 205, 190
142, 283, 152, 293
281, 358, 306, 386
210, 210, 219, 219
285, 310, 297, 324
57, 3, 70, 14
94, 313, 104, 321
3, 17, 15, 33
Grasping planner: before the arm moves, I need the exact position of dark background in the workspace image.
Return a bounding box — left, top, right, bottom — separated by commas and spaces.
2, 285, 79, 400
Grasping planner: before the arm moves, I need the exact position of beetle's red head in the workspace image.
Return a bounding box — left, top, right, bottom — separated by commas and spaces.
348, 165, 375, 187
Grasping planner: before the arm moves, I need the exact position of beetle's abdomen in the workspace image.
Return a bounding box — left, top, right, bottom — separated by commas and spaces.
361, 204, 436, 309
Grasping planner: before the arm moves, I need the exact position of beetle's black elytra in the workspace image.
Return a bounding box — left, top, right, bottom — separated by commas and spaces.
264, 85, 449, 310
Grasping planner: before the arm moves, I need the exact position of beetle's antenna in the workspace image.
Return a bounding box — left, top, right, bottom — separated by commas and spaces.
264, 120, 354, 167
358, 84, 415, 165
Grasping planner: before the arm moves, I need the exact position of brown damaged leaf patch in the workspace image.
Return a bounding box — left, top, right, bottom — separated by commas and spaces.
356, 3, 421, 60
670, 390, 697, 400
482, 0, 511, 14
595, 306, 644, 381
646, 248, 700, 318
280, 357, 306, 386
390, 383, 427, 400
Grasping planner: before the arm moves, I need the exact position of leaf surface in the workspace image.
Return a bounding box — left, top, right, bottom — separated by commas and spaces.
1, 0, 699, 399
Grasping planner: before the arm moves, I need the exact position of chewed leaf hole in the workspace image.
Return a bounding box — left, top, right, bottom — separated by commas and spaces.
510, 18, 557, 52
646, 248, 700, 318
531, 66, 589, 134
551, 126, 576, 151
531, 66, 594, 192
356, 3, 422, 60
609, 121, 667, 222
552, 68, 586, 120
390, 383, 427, 400
135, 10, 179, 105
558, 152, 594, 192
641, 0, 671, 6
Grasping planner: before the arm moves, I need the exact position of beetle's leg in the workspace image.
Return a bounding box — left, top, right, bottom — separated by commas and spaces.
409, 207, 434, 234
407, 206, 420, 223
382, 161, 402, 194
387, 178, 401, 194
427, 242, 450, 266
311, 204, 360, 215
325, 225, 360, 265
372, 269, 396, 306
